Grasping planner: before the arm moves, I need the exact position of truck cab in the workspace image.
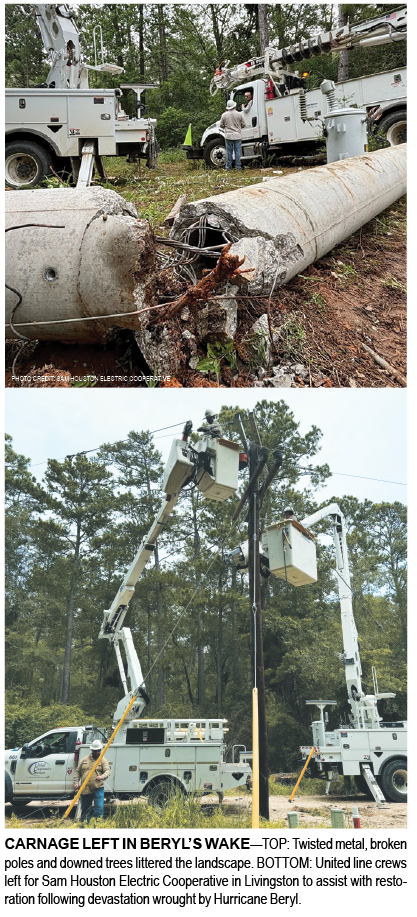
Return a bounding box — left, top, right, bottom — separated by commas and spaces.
5, 726, 104, 809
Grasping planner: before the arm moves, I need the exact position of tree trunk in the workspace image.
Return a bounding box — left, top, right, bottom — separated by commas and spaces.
158, 5, 169, 82
61, 522, 81, 704
147, 603, 152, 709
230, 566, 240, 686
210, 4, 223, 61
172, 635, 194, 705
139, 5, 145, 77
258, 4, 270, 54
337, 5, 349, 82
217, 573, 223, 716
192, 501, 205, 707
144, 458, 165, 707
110, 5, 125, 70
154, 544, 165, 707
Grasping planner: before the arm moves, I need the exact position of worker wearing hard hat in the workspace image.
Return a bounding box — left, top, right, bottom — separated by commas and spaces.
219, 99, 246, 171
74, 739, 111, 823
197, 409, 222, 439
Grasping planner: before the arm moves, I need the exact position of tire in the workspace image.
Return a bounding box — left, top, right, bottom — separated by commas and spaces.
148, 781, 184, 811
5, 141, 52, 189
203, 138, 227, 169
10, 801, 32, 816
354, 774, 374, 799
378, 111, 407, 146
380, 758, 407, 803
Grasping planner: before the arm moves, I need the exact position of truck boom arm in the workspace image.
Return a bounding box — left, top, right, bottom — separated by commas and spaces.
210, 7, 407, 93
34, 4, 123, 89
301, 504, 394, 729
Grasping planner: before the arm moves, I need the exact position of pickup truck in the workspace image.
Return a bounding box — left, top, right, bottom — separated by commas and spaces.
5, 719, 251, 813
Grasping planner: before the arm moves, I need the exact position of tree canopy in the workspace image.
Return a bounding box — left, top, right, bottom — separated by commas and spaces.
5, 3, 406, 148
5, 401, 407, 770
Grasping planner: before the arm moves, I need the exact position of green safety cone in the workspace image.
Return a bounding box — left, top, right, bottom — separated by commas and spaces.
184, 123, 192, 146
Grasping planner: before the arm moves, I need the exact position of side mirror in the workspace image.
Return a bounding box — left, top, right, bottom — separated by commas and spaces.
20, 744, 29, 759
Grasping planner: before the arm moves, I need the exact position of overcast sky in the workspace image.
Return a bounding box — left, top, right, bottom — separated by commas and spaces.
5, 388, 406, 506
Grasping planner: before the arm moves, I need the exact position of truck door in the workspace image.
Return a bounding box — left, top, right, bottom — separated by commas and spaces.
20, 730, 76, 795
233, 85, 260, 140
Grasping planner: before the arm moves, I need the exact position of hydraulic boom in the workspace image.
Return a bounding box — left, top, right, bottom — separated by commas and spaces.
210, 7, 407, 94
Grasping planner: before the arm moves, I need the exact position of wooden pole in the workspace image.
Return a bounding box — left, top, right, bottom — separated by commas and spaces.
252, 688, 259, 829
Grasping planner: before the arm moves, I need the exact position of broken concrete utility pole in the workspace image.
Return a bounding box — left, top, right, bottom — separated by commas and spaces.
5, 188, 155, 343
171, 146, 406, 294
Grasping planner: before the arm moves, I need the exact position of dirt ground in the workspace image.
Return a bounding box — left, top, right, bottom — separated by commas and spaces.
223, 793, 407, 829
5, 792, 406, 829
5, 159, 406, 389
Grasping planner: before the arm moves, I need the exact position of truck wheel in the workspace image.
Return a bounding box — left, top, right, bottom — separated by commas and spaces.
148, 781, 183, 811
204, 139, 227, 169
380, 758, 407, 803
378, 111, 407, 146
5, 141, 52, 189
10, 801, 32, 816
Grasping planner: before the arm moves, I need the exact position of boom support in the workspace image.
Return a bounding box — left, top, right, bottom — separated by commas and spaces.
301, 504, 395, 729
34, 4, 124, 89
100, 419, 240, 723
210, 8, 407, 94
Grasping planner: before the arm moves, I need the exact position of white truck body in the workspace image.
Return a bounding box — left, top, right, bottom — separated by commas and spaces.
4, 421, 249, 811
5, 720, 251, 805
199, 67, 407, 166
5, 87, 156, 160
5, 6, 158, 187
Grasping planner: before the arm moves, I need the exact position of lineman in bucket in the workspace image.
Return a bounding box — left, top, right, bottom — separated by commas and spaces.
198, 409, 222, 438
74, 739, 110, 823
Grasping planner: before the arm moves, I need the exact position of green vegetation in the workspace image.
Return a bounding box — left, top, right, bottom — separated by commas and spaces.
6, 4, 405, 151
381, 275, 407, 294
307, 293, 327, 313
5, 404, 407, 774
197, 341, 237, 383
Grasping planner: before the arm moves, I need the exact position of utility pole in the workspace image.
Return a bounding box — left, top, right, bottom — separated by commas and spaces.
233, 413, 282, 821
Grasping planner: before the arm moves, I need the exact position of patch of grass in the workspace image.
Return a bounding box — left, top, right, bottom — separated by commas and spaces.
100, 155, 290, 233
281, 313, 305, 355
332, 260, 358, 284
381, 274, 406, 294
269, 776, 332, 796
308, 292, 327, 313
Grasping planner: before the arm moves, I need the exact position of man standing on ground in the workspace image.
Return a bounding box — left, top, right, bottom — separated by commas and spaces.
74, 739, 110, 823
219, 99, 246, 171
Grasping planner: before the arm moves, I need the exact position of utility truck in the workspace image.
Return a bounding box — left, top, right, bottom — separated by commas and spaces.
189, 7, 407, 168
5, 418, 252, 813
5, 4, 158, 190
230, 503, 407, 804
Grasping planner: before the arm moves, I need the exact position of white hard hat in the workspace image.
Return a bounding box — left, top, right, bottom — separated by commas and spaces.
226, 99, 236, 110
90, 739, 103, 751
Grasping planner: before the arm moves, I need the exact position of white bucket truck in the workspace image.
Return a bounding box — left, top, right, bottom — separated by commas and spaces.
5, 416, 251, 813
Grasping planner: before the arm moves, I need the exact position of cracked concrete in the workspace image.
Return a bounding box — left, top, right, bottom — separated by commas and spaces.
171, 146, 407, 294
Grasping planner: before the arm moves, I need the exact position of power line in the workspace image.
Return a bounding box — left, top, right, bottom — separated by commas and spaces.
28, 422, 188, 467
24, 425, 406, 487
